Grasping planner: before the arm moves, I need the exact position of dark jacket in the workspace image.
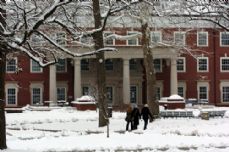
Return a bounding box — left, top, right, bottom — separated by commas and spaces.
131, 107, 141, 125
141, 107, 153, 120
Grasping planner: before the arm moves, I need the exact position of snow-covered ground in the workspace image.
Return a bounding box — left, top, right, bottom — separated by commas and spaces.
3, 106, 229, 152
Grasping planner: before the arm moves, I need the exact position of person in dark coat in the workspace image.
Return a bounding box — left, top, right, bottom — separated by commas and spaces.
125, 104, 133, 131
131, 104, 141, 130
141, 104, 153, 130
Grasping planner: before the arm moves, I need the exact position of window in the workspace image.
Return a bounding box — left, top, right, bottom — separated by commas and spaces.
56, 59, 67, 72
220, 32, 229, 46
81, 59, 89, 71
199, 86, 208, 100
129, 59, 137, 70
31, 60, 42, 73
57, 87, 66, 101
105, 59, 113, 71
104, 32, 114, 45
197, 32, 208, 46
178, 86, 184, 97
80, 34, 93, 44
151, 31, 161, 43
127, 31, 139, 46
197, 82, 209, 101
154, 59, 162, 73
56, 32, 66, 45
197, 57, 208, 72
221, 57, 229, 72
156, 87, 161, 100
177, 57, 185, 72
32, 88, 42, 105
174, 32, 185, 45
130, 86, 137, 103
222, 86, 229, 102
6, 88, 17, 105
106, 86, 113, 104
6, 58, 17, 73
82, 86, 89, 95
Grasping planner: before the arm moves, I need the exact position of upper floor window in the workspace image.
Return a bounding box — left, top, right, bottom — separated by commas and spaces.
105, 59, 113, 71
81, 59, 89, 71
31, 60, 42, 73
104, 32, 114, 46
151, 31, 162, 43
6, 58, 17, 73
127, 31, 139, 46
80, 34, 93, 44
56, 59, 67, 73
197, 32, 208, 46
197, 57, 208, 72
154, 59, 162, 73
220, 32, 229, 46
177, 57, 186, 72
56, 32, 66, 45
174, 32, 185, 45
129, 59, 137, 70
221, 57, 229, 72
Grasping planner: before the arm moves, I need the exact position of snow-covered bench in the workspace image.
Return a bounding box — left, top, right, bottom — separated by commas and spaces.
160, 110, 193, 118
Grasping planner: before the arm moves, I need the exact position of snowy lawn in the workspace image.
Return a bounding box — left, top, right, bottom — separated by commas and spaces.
3, 106, 229, 152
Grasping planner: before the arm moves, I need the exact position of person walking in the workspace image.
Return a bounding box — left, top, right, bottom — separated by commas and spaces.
125, 104, 133, 131
141, 104, 153, 130
131, 104, 141, 130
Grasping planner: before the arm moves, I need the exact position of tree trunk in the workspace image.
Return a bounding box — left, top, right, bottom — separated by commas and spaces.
141, 22, 159, 116
0, 52, 7, 150
92, 0, 108, 127
0, 0, 7, 149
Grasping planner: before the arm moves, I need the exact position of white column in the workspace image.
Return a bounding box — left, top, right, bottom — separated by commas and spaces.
49, 64, 57, 102
170, 58, 178, 95
123, 58, 130, 104
74, 58, 81, 100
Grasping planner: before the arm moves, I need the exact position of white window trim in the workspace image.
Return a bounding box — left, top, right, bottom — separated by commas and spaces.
197, 57, 209, 72
177, 57, 186, 72
174, 31, 186, 46
30, 59, 43, 73
220, 32, 229, 47
178, 82, 186, 98
56, 59, 67, 73
104, 31, 115, 46
127, 31, 139, 46
6, 57, 17, 73
197, 31, 208, 47
151, 31, 162, 43
57, 82, 68, 101
5, 83, 18, 106
220, 57, 229, 72
197, 82, 209, 101
30, 83, 43, 105
220, 81, 229, 103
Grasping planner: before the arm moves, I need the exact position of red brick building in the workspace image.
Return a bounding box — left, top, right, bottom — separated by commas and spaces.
4, 26, 229, 108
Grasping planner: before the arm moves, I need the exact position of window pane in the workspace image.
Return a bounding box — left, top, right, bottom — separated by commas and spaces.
174, 32, 185, 45
178, 87, 184, 97
7, 59, 16, 72
130, 86, 137, 103
81, 59, 89, 71
151, 32, 161, 43
222, 59, 229, 71
154, 59, 161, 72
56, 33, 66, 45
82, 87, 89, 95
177, 58, 184, 71
7, 88, 16, 105
129, 59, 137, 70
105, 59, 113, 71
106, 87, 113, 104
31, 60, 42, 72
57, 88, 66, 101
198, 58, 208, 71
156, 87, 161, 100
32, 88, 41, 105
56, 59, 66, 72
221, 33, 229, 46
223, 87, 229, 102
199, 86, 207, 100
198, 32, 207, 46
127, 32, 138, 45
104, 32, 114, 45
